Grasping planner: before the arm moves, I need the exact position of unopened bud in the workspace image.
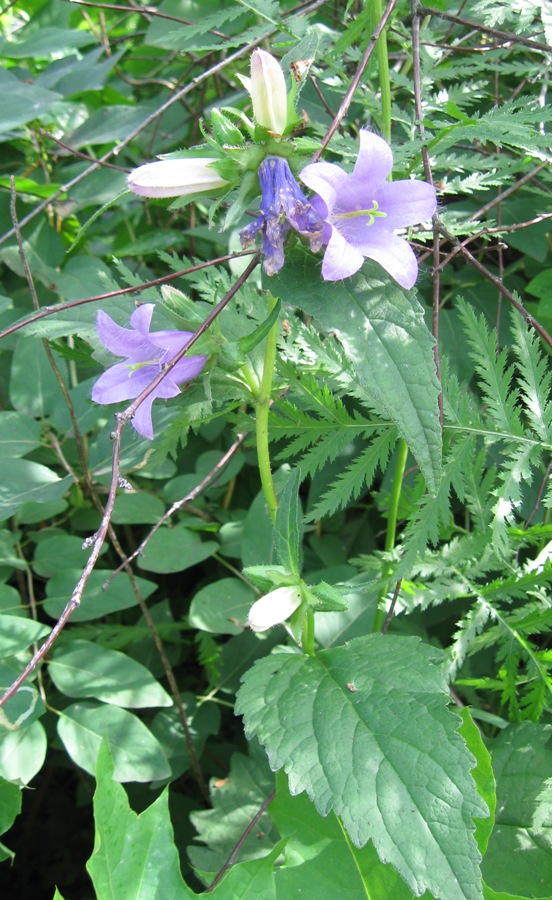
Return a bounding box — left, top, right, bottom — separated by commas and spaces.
128, 158, 229, 198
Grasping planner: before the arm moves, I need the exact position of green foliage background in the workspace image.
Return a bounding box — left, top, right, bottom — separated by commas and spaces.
0, 1, 551, 898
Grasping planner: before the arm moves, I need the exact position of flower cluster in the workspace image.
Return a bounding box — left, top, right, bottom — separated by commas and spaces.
91, 305, 207, 439
125, 47, 436, 288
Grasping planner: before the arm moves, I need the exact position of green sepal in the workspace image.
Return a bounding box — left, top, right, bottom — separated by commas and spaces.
304, 581, 349, 613
210, 108, 248, 147
243, 565, 296, 593
238, 298, 282, 356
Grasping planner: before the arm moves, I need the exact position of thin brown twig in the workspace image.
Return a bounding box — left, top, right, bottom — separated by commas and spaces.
421, 4, 551, 54
0, 251, 256, 342
312, 0, 401, 160
439, 223, 552, 350
206, 790, 276, 892
104, 431, 248, 585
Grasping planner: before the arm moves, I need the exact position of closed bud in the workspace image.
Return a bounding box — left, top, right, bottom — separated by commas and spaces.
247, 586, 302, 632
128, 158, 229, 198
249, 49, 289, 135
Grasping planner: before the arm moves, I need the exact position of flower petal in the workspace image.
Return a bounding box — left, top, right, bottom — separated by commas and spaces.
96, 308, 156, 361
359, 231, 420, 289
148, 329, 195, 353
321, 226, 365, 281
352, 130, 393, 188
300, 161, 347, 212
91, 362, 159, 404
131, 395, 156, 440
378, 180, 437, 229
248, 586, 302, 632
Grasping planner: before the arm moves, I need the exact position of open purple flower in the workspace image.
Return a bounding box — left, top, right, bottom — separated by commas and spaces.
240, 156, 324, 275
91, 304, 208, 439
299, 131, 437, 288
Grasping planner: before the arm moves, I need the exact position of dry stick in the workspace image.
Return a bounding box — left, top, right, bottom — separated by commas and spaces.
104, 431, 248, 586
206, 790, 276, 892
311, 0, 401, 160
0, 253, 260, 710
421, 4, 551, 54
0, 250, 255, 342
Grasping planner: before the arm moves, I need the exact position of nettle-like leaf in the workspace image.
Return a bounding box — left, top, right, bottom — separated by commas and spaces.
271, 252, 442, 493
236, 634, 488, 900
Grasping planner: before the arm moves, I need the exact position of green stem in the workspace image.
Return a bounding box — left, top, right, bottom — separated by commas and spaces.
371, 0, 392, 143
255, 295, 279, 523
373, 437, 408, 632
302, 608, 315, 656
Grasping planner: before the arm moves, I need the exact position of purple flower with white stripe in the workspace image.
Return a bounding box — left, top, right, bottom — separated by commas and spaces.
91, 304, 207, 439
240, 156, 324, 275
300, 131, 437, 288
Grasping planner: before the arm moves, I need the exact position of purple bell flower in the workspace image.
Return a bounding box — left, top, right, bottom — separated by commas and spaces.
91, 304, 208, 439
300, 131, 437, 289
240, 156, 324, 276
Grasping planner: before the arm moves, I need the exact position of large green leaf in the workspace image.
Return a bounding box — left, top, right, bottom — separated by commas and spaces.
236, 634, 487, 900
271, 252, 442, 492
0, 720, 47, 785
87, 739, 193, 899
0, 777, 21, 863
482, 723, 552, 898
44, 570, 156, 621
188, 578, 257, 635
0, 411, 41, 458
50, 640, 173, 708
0, 459, 70, 521
0, 614, 50, 659
57, 702, 171, 782
270, 771, 415, 898
137, 523, 217, 574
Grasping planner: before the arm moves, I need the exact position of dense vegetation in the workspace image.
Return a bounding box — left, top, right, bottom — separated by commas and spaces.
0, 1, 551, 897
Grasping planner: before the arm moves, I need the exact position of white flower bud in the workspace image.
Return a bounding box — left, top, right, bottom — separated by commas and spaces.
128, 158, 229, 198
248, 586, 302, 633
249, 49, 289, 135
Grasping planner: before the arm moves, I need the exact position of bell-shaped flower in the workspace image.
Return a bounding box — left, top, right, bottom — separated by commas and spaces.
248, 586, 302, 633
128, 157, 229, 199
239, 48, 289, 135
300, 131, 437, 289
240, 155, 324, 275
91, 304, 208, 439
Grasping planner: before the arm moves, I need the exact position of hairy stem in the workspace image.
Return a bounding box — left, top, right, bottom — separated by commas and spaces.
255, 295, 279, 523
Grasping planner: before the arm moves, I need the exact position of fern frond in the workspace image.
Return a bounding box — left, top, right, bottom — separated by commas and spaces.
511, 312, 552, 442
306, 429, 397, 521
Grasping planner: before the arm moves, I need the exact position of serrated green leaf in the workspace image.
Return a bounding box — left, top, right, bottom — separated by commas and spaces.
236, 634, 487, 900
86, 739, 193, 898
271, 252, 442, 492
50, 640, 172, 708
